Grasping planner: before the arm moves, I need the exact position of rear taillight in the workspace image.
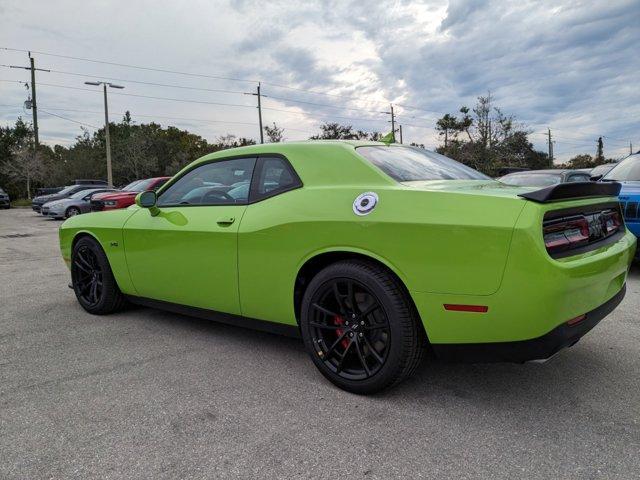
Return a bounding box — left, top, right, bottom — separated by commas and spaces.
543, 216, 590, 254
542, 204, 624, 258
602, 210, 622, 234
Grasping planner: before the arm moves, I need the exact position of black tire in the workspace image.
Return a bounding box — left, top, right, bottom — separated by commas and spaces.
71, 236, 127, 315
65, 206, 81, 218
300, 260, 425, 394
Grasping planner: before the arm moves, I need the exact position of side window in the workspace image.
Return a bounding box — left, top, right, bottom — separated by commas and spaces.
252, 157, 301, 200
157, 157, 256, 206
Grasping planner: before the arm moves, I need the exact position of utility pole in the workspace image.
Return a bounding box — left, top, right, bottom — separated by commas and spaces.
383, 104, 396, 142
8, 53, 49, 148
399, 125, 403, 144
545, 128, 553, 166
84, 81, 125, 187
631, 142, 633, 155
596, 136, 604, 162
245, 82, 264, 143
29, 57, 39, 147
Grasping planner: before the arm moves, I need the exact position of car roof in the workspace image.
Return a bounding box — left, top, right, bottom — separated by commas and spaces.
166, 140, 400, 188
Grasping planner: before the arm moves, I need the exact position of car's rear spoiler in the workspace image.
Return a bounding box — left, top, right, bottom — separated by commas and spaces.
518, 182, 622, 203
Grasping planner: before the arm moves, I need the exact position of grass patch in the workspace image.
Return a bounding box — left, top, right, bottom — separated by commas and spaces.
10, 198, 32, 207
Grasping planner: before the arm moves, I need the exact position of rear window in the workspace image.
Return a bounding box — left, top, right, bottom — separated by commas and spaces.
356, 146, 490, 182
499, 173, 562, 187
603, 155, 640, 182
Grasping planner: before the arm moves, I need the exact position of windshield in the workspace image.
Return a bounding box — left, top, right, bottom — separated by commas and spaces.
603, 155, 640, 181
590, 164, 614, 177
356, 146, 490, 182
499, 173, 562, 187
54, 185, 76, 196
122, 178, 162, 192
71, 188, 100, 199
122, 180, 143, 192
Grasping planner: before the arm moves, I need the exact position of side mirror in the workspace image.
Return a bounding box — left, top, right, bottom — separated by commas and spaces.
135, 190, 159, 216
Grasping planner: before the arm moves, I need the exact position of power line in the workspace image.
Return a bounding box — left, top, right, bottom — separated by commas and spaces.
9, 64, 394, 116
262, 92, 387, 116
3, 47, 638, 141
1, 47, 258, 84
37, 108, 99, 129
0, 46, 398, 107
16, 104, 317, 135
1, 79, 257, 108
0, 65, 248, 95
1, 78, 396, 126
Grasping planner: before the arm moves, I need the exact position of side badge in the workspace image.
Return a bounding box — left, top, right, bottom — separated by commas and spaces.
353, 192, 379, 216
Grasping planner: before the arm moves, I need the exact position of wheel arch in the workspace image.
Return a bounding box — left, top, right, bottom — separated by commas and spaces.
71, 230, 102, 251
293, 248, 428, 339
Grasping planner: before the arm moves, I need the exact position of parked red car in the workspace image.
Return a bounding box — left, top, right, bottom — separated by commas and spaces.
91, 177, 170, 211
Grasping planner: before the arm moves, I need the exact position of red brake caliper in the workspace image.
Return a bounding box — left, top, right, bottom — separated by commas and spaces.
333, 315, 350, 349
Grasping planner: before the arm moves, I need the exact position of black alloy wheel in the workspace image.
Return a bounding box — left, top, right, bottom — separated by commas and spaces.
72, 245, 103, 307
71, 236, 126, 314
308, 278, 390, 381
301, 260, 425, 394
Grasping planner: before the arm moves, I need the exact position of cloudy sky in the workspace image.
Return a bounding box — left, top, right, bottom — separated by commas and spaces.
1, 0, 638, 161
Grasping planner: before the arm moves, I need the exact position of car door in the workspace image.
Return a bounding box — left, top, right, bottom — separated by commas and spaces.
238, 156, 304, 323
123, 156, 257, 314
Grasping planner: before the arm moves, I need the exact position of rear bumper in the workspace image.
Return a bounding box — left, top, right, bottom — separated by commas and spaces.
431, 284, 626, 363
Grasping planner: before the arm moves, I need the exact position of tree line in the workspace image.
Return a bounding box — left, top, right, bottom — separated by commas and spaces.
0, 95, 615, 199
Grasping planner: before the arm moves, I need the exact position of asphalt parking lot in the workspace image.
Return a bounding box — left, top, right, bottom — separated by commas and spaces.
1, 208, 639, 479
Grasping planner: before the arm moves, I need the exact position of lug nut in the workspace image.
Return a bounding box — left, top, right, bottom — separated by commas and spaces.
359, 332, 363, 337
360, 321, 365, 325
349, 332, 354, 337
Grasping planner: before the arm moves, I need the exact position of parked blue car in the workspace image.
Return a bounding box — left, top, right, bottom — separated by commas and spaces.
603, 154, 640, 254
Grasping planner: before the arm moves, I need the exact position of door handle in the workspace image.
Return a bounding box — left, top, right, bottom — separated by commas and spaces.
217, 216, 235, 226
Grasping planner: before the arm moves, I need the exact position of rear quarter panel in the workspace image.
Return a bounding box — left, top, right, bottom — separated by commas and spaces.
238, 183, 526, 325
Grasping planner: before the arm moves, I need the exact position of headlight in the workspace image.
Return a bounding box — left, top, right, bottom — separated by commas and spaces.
104, 201, 117, 206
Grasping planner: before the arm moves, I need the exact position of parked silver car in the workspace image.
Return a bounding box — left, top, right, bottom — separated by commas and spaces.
0, 187, 10, 209
41, 188, 116, 219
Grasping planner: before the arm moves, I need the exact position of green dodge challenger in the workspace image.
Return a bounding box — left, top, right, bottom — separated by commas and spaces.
59, 141, 637, 393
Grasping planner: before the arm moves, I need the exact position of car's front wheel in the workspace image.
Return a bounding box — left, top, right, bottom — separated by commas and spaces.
300, 260, 425, 394
71, 236, 126, 315
65, 206, 81, 218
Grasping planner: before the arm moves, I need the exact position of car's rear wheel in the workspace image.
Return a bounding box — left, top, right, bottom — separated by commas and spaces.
71, 236, 126, 315
65, 206, 81, 218
300, 260, 425, 394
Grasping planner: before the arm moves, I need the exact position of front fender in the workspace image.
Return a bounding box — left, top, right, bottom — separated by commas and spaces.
59, 209, 139, 295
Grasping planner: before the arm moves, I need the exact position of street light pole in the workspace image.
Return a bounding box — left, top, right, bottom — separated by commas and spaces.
102, 83, 113, 188
84, 81, 124, 187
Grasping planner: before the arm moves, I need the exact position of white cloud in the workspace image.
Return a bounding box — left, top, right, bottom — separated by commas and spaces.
0, 0, 638, 160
